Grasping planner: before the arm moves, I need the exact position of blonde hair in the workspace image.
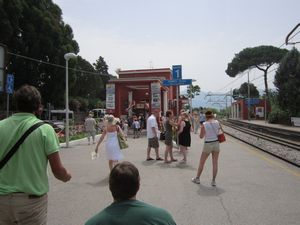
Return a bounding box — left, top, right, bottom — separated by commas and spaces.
106, 115, 115, 124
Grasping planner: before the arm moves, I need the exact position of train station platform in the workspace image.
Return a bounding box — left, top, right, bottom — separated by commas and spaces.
48, 131, 300, 225
238, 119, 300, 132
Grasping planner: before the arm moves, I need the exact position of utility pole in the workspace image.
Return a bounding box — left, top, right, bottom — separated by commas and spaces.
247, 70, 250, 121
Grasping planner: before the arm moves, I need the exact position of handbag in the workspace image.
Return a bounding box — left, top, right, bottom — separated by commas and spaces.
0, 121, 45, 169
217, 133, 226, 143
117, 126, 128, 149
159, 132, 165, 140
117, 133, 128, 149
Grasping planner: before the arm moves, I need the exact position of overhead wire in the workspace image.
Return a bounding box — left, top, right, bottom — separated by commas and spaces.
5, 25, 300, 92
7, 52, 112, 77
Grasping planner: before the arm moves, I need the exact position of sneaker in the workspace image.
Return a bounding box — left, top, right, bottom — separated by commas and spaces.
191, 177, 200, 184
211, 180, 216, 186
179, 159, 186, 164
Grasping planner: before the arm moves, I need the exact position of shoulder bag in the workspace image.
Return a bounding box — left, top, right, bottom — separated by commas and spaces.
117, 126, 128, 150
0, 121, 45, 169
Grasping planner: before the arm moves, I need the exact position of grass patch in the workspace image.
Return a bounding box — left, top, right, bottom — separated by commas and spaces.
59, 132, 86, 143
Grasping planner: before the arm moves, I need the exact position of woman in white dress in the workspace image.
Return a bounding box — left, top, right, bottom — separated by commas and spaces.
95, 115, 123, 171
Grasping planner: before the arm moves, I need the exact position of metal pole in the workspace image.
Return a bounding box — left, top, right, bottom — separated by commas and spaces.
6, 93, 9, 117
230, 89, 233, 118
225, 95, 228, 118
176, 85, 179, 117
47, 102, 51, 120
264, 96, 267, 123
247, 70, 250, 121
65, 59, 69, 148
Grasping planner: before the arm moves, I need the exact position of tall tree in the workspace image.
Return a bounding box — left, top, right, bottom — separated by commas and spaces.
274, 47, 300, 116
93, 56, 108, 75
0, 0, 79, 108
187, 84, 201, 99
186, 84, 200, 111
232, 82, 259, 100
225, 45, 288, 101
93, 56, 113, 100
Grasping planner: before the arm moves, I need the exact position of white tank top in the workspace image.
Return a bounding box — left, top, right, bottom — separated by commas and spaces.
203, 120, 220, 142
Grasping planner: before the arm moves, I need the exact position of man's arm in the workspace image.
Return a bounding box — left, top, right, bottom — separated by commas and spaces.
48, 152, 72, 182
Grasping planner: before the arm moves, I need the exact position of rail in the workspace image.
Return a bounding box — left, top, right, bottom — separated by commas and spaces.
221, 119, 300, 167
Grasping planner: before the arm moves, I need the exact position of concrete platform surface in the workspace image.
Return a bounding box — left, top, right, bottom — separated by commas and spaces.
240, 119, 300, 132
48, 132, 300, 225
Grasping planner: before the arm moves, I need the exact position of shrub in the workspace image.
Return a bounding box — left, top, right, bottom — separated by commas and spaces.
268, 109, 291, 125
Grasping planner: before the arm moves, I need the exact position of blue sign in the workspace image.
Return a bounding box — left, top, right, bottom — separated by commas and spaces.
6, 74, 14, 94
163, 79, 192, 86
245, 98, 260, 105
172, 65, 182, 79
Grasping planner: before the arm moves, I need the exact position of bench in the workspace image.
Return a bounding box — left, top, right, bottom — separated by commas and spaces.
291, 117, 300, 127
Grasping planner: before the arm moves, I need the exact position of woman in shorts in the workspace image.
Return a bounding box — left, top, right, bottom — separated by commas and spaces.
191, 110, 224, 186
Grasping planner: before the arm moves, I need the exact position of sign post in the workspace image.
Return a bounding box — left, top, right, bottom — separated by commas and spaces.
6, 74, 14, 117
172, 65, 182, 117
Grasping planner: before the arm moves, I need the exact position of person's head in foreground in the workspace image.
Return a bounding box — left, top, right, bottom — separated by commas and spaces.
85, 161, 177, 225
13, 84, 41, 113
109, 161, 140, 202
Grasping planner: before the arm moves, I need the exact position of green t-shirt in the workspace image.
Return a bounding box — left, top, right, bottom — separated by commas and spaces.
0, 113, 60, 195
85, 200, 176, 225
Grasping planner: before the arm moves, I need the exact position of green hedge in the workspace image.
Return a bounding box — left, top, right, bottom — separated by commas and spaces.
268, 109, 291, 125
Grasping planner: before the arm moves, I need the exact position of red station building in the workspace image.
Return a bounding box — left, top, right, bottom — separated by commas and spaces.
106, 68, 183, 119
231, 98, 270, 120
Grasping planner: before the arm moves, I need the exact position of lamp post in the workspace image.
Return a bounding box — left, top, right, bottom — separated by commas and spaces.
64, 53, 77, 148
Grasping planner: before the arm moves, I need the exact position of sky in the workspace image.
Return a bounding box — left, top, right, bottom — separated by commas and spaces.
53, 0, 300, 107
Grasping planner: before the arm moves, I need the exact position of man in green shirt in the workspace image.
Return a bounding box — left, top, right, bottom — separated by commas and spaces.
0, 85, 72, 225
85, 161, 176, 225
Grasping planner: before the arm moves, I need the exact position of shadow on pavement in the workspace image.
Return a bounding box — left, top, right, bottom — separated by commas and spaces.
86, 176, 109, 187
141, 160, 158, 166
197, 184, 225, 197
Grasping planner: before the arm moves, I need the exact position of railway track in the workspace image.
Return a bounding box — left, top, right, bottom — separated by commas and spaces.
221, 120, 300, 167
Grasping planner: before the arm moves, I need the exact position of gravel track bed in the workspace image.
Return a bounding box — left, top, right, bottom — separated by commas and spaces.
224, 126, 300, 166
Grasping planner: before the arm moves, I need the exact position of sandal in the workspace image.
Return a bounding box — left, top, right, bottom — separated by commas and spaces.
156, 157, 163, 161
146, 158, 154, 161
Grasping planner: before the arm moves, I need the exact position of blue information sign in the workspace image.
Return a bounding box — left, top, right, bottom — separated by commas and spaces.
6, 74, 14, 94
163, 79, 192, 86
172, 65, 182, 79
